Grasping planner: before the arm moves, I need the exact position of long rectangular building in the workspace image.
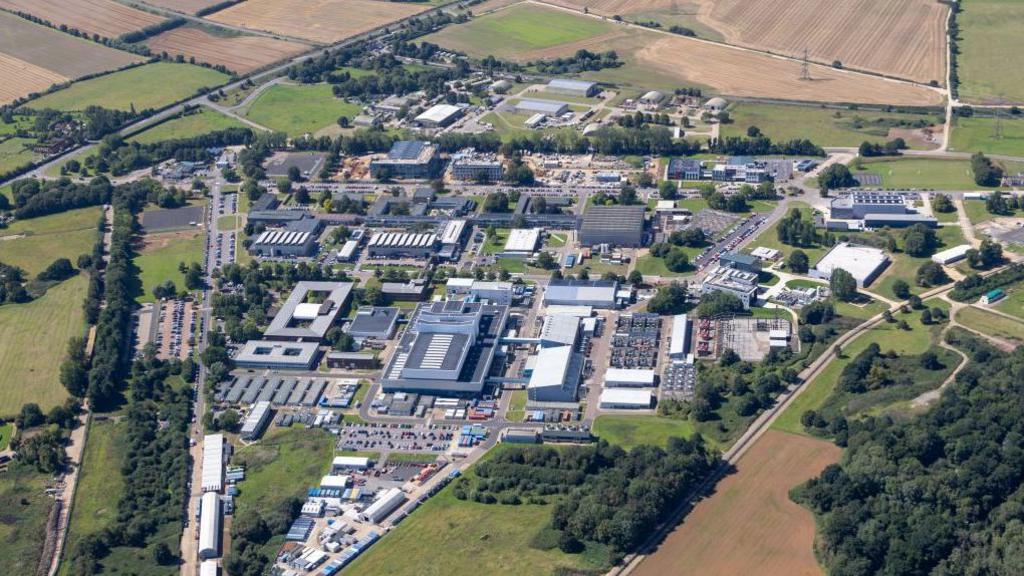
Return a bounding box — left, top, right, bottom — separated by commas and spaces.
366, 232, 438, 259
201, 434, 227, 493
199, 492, 222, 560
240, 401, 273, 441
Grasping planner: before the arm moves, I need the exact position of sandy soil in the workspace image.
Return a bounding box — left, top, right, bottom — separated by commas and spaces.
635, 430, 841, 576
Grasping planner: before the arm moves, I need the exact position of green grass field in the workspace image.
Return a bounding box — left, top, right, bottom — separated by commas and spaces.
0, 137, 39, 174
0, 466, 54, 575
505, 389, 527, 422
745, 202, 829, 264
949, 115, 1024, 156
0, 423, 10, 450
869, 226, 965, 300
482, 228, 511, 255
0, 207, 101, 276
0, 275, 85, 416
130, 108, 246, 144
61, 419, 125, 570
635, 245, 703, 277
27, 63, 229, 112
994, 280, 1024, 320
722, 103, 942, 149
857, 158, 985, 189
957, 0, 1024, 103
956, 306, 1024, 343
216, 213, 242, 232
242, 83, 361, 135
592, 415, 698, 450
233, 427, 333, 516
424, 3, 615, 58
135, 229, 205, 303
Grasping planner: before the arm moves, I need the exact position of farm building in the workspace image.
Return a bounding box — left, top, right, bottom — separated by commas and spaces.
544, 279, 619, 308
198, 492, 222, 560
526, 345, 584, 403
240, 401, 273, 441
264, 282, 353, 341
599, 388, 653, 410
932, 244, 973, 265
515, 99, 570, 116
235, 341, 321, 370
489, 79, 513, 93
414, 104, 465, 127
812, 242, 890, 287
546, 79, 597, 97
579, 205, 645, 247
700, 266, 759, 309
704, 97, 728, 113
604, 368, 656, 388
361, 488, 407, 524
370, 141, 441, 179
347, 307, 400, 339
640, 90, 666, 105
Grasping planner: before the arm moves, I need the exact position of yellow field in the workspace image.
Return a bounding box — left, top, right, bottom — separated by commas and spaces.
0, 0, 165, 38
145, 28, 309, 74
0, 52, 66, 104
206, 0, 431, 44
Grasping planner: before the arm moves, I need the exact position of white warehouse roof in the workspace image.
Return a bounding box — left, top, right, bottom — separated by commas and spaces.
931, 244, 972, 264
293, 302, 322, 320
604, 368, 656, 387
201, 434, 226, 493
415, 104, 463, 124
528, 346, 573, 391
813, 242, 889, 287
504, 228, 542, 252
599, 388, 653, 408
332, 455, 370, 469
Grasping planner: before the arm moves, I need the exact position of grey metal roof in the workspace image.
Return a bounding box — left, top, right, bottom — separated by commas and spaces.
264, 282, 354, 340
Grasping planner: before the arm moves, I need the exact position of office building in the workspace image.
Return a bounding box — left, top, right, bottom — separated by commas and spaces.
370, 141, 441, 179
700, 266, 759, 309
830, 192, 909, 219
325, 351, 378, 370
249, 216, 323, 257
240, 401, 273, 441
347, 307, 400, 339
264, 282, 353, 341
502, 228, 542, 256
719, 251, 762, 273
234, 341, 321, 370
449, 149, 504, 181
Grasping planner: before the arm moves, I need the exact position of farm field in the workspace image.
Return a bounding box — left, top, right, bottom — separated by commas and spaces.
0, 53, 66, 105
27, 62, 229, 112
858, 158, 986, 189
145, 27, 309, 74
957, 0, 1024, 103
145, 0, 224, 13
0, 0, 165, 39
136, 228, 206, 303
61, 419, 125, 566
0, 206, 102, 275
206, 0, 430, 45
424, 3, 944, 106
242, 83, 361, 135
956, 306, 1024, 344
949, 115, 1024, 157
722, 103, 943, 149
0, 137, 39, 174
543, 0, 947, 83
634, 430, 840, 576
0, 466, 54, 575
130, 108, 247, 144
0, 275, 86, 416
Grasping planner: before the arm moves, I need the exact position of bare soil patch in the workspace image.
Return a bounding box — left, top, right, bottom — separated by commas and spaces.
0, 0, 166, 38
635, 430, 840, 576
145, 27, 309, 74
206, 0, 430, 44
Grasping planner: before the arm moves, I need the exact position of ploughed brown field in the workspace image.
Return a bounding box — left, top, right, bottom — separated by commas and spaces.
0, 0, 166, 38
205, 0, 431, 44
145, 28, 309, 74
635, 430, 841, 576
542, 0, 948, 84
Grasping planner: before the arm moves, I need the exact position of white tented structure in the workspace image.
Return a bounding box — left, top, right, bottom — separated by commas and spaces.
200, 560, 219, 576
201, 434, 226, 493
199, 492, 222, 560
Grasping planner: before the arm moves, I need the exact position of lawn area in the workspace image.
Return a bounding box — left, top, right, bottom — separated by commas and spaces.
544, 232, 567, 248
479, 110, 536, 138
857, 158, 985, 189
423, 3, 615, 58
233, 427, 334, 517
833, 297, 889, 322
61, 419, 125, 568
342, 457, 610, 576
0, 422, 10, 451
242, 83, 361, 136
957, 0, 1024, 104
0, 466, 54, 575
722, 103, 942, 149
745, 201, 828, 263
994, 280, 1024, 321
0, 275, 86, 416
217, 213, 242, 232
592, 414, 698, 451
635, 246, 702, 277
773, 305, 940, 435
869, 225, 965, 300
505, 389, 527, 422
0, 207, 101, 276
949, 115, 1024, 156
27, 63, 229, 112
956, 306, 1024, 343
136, 229, 205, 303
130, 108, 247, 144
482, 228, 510, 255
0, 137, 39, 174
785, 278, 826, 290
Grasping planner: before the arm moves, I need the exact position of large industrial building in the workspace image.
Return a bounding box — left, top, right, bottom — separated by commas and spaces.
604, 368, 656, 388
381, 300, 509, 396
234, 341, 321, 370
546, 78, 598, 97
240, 401, 273, 441
668, 314, 691, 360
514, 99, 570, 116
370, 141, 441, 179
526, 345, 584, 402
544, 279, 619, 308
812, 242, 890, 287
414, 104, 464, 128
539, 314, 580, 348
445, 278, 514, 305
249, 216, 323, 257
700, 266, 759, 309
830, 192, 908, 219
264, 282, 353, 341
579, 205, 645, 247
361, 487, 406, 524
599, 388, 653, 410
366, 231, 438, 259
201, 434, 227, 493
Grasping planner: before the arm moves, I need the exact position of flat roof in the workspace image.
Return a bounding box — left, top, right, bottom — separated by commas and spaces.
235, 341, 320, 366
415, 104, 463, 124
264, 281, 353, 340
604, 368, 656, 385
528, 346, 573, 390
814, 242, 889, 284
516, 99, 569, 114
504, 228, 541, 252
581, 204, 645, 233
545, 279, 618, 305
348, 306, 399, 337
599, 388, 653, 406
932, 244, 973, 262
539, 314, 580, 346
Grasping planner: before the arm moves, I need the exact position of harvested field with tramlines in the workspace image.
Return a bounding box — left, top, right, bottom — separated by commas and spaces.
0, 53, 65, 105
425, 3, 945, 106
144, 0, 226, 14
542, 0, 947, 84
205, 0, 431, 44
0, 0, 166, 39
634, 430, 841, 576
145, 27, 309, 74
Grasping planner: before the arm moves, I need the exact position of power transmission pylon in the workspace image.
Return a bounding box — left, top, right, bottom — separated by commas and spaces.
799, 48, 811, 81
993, 99, 1005, 140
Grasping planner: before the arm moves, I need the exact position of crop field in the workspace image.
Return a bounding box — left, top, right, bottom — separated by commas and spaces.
0, 275, 86, 416
957, 0, 1024, 104
136, 228, 205, 303
0, 0, 166, 39
206, 0, 430, 44
0, 206, 102, 275
145, 0, 224, 13
425, 3, 944, 106
635, 430, 840, 576
949, 115, 1024, 157
0, 53, 66, 105
27, 62, 229, 112
145, 27, 309, 74
130, 108, 246, 144
242, 83, 362, 135
722, 103, 943, 149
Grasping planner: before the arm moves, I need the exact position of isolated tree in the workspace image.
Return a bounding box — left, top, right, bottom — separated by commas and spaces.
787, 250, 810, 274
892, 279, 911, 299
830, 268, 858, 301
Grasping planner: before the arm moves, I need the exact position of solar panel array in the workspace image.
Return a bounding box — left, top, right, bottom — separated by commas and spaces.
389, 140, 426, 160
255, 230, 310, 246
420, 334, 454, 369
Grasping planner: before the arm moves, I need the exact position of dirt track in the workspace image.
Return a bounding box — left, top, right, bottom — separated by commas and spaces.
635, 430, 840, 576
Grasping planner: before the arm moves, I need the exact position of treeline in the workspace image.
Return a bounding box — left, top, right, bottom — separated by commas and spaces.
794, 331, 1024, 575
451, 439, 718, 561
950, 263, 1023, 301
857, 138, 906, 157
196, 0, 242, 16
710, 135, 825, 157
9, 177, 114, 220
119, 18, 185, 44
532, 49, 621, 74
83, 127, 253, 176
